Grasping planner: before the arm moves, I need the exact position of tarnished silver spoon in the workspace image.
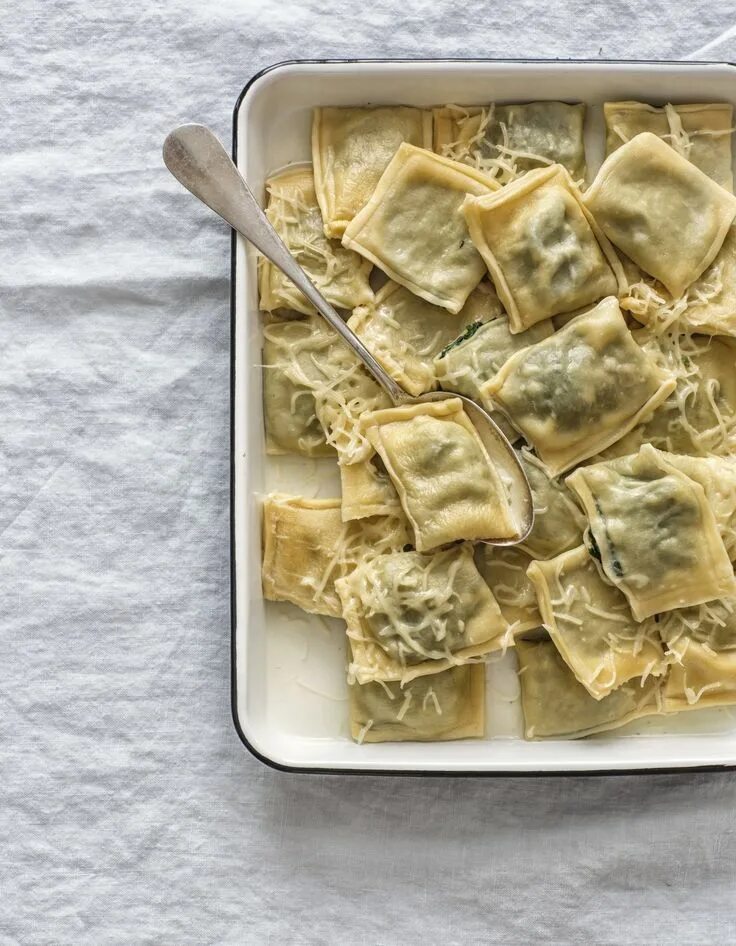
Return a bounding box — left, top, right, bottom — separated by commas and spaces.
162, 123, 533, 545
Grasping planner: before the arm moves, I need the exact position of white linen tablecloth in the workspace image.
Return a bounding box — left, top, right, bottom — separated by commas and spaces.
3, 2, 736, 942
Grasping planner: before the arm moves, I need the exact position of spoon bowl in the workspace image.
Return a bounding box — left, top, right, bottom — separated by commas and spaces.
163, 123, 534, 545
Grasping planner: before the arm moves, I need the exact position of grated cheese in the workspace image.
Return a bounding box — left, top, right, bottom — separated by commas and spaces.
356, 719, 374, 744
422, 687, 442, 716
438, 105, 562, 185
395, 688, 413, 721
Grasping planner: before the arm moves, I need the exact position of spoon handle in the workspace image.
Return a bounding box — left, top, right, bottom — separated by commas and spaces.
163, 124, 408, 404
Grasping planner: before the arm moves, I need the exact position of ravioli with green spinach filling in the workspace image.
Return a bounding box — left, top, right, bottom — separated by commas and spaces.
337, 545, 508, 684
433, 303, 553, 441
349, 664, 485, 743
482, 297, 675, 475
516, 636, 662, 739
566, 444, 736, 620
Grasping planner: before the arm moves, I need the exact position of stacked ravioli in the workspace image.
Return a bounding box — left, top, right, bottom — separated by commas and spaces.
259, 98, 736, 743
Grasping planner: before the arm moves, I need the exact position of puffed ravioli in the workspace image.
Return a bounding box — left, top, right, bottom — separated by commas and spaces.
516, 637, 662, 740
336, 546, 508, 684
312, 106, 433, 238
342, 143, 499, 313
463, 164, 625, 332
349, 665, 485, 743
658, 598, 736, 712
349, 281, 497, 397
527, 546, 665, 700
482, 297, 675, 475
258, 165, 373, 315
566, 445, 736, 621
360, 398, 517, 551
433, 101, 586, 182
584, 132, 736, 299
261, 494, 410, 618
604, 101, 734, 191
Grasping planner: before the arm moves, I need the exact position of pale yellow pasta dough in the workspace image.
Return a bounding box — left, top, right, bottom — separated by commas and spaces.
516, 637, 662, 740
261, 494, 410, 618
585, 132, 736, 298
662, 452, 736, 561
258, 165, 373, 315
527, 545, 665, 700
342, 143, 499, 313
566, 445, 736, 620
517, 451, 586, 560
475, 545, 541, 633
482, 297, 675, 475
262, 315, 336, 457
337, 545, 508, 684
339, 454, 403, 522
349, 664, 485, 743
312, 106, 433, 238
463, 164, 625, 332
604, 101, 733, 191
601, 332, 736, 459
433, 301, 553, 441
434, 101, 586, 183
658, 597, 736, 712
348, 281, 493, 397
360, 398, 517, 550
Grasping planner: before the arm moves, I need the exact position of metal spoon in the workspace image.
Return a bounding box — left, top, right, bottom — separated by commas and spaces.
162, 123, 533, 545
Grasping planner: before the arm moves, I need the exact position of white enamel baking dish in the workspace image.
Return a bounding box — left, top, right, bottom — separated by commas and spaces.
231, 58, 736, 774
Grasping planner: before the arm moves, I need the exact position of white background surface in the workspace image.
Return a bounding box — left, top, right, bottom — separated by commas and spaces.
4, 2, 736, 943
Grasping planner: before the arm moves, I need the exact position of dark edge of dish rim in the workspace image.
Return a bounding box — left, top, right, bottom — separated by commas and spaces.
230, 56, 736, 777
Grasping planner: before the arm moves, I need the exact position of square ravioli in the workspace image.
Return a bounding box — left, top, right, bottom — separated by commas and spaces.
262, 315, 336, 458
261, 311, 392, 465
527, 545, 665, 700
584, 132, 736, 298
604, 101, 733, 191
657, 598, 736, 712
516, 637, 662, 740
312, 106, 433, 238
360, 398, 517, 551
349, 281, 497, 397
261, 494, 410, 618
566, 445, 736, 621
349, 664, 485, 743
434, 101, 586, 183
482, 297, 675, 475
342, 143, 499, 313
337, 546, 508, 684
463, 165, 625, 332
258, 165, 373, 315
